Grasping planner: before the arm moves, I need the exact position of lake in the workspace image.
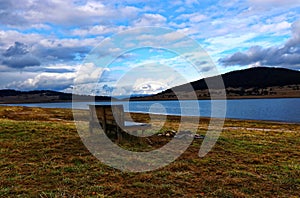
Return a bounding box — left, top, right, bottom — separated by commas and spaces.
1, 98, 300, 123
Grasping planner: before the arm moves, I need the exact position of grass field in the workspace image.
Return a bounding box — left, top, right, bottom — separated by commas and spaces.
0, 106, 299, 197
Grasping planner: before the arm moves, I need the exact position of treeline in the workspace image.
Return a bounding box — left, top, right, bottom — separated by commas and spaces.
0, 89, 112, 102
160, 67, 300, 94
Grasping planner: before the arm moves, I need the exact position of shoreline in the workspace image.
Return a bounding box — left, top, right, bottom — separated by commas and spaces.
1, 96, 300, 104
1, 105, 299, 125
130, 95, 300, 101
129, 112, 300, 125
1, 96, 300, 105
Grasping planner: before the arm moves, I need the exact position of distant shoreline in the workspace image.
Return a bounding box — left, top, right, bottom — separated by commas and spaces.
1, 95, 300, 104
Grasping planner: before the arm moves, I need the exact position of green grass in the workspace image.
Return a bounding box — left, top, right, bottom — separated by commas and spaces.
0, 106, 299, 197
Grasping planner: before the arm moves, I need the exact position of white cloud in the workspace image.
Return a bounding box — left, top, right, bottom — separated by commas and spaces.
3, 63, 78, 91
74, 63, 107, 84
161, 31, 186, 41
1, 0, 140, 28
205, 33, 257, 50
184, 0, 200, 6
168, 21, 187, 29
7, 72, 75, 91
0, 30, 44, 49
133, 13, 167, 26
132, 78, 168, 94
251, 21, 291, 35
72, 25, 126, 36
38, 37, 98, 48
176, 13, 207, 23
249, 0, 300, 7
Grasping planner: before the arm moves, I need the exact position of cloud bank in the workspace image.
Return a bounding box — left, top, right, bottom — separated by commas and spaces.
219, 20, 300, 69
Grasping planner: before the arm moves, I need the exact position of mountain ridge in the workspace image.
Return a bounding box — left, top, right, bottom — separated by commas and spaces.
133, 67, 300, 100
1, 67, 300, 103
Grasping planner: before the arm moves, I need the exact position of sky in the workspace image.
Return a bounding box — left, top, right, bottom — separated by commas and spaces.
0, 0, 300, 95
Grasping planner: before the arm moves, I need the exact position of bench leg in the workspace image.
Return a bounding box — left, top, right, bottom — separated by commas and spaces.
117, 132, 122, 142
89, 121, 93, 134
116, 127, 122, 142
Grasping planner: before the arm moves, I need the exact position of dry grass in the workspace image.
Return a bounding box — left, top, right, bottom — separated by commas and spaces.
0, 106, 299, 197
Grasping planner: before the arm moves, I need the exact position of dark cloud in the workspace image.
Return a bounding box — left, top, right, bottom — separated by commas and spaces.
2, 55, 41, 68
219, 20, 300, 69
102, 84, 114, 94
3, 42, 29, 56
0, 0, 12, 9
33, 44, 90, 63
1, 42, 41, 68
0, 40, 91, 69
43, 68, 75, 73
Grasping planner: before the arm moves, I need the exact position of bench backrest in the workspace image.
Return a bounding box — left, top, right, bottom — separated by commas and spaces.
89, 105, 125, 128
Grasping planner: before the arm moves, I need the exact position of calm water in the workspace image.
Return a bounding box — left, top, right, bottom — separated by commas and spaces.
1, 98, 300, 123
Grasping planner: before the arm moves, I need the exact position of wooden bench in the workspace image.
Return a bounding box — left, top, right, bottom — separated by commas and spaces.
89, 105, 151, 140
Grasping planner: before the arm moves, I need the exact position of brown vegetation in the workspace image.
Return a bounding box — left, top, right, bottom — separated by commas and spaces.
0, 106, 299, 197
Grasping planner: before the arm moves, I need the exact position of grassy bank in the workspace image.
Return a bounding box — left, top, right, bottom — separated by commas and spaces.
0, 106, 299, 197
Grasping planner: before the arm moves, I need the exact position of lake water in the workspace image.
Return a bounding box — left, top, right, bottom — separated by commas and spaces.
1, 98, 300, 123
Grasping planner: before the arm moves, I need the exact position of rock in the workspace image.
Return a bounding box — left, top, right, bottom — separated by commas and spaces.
174, 130, 194, 139
146, 138, 153, 145
194, 134, 205, 139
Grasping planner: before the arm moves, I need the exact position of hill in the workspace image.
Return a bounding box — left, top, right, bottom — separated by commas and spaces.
133, 67, 300, 100
0, 90, 111, 104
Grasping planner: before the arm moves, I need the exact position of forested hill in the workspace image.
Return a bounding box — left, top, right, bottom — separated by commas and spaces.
0, 90, 111, 103
194, 67, 300, 89
135, 67, 300, 100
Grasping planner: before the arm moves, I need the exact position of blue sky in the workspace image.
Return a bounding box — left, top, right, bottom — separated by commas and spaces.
0, 0, 300, 95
